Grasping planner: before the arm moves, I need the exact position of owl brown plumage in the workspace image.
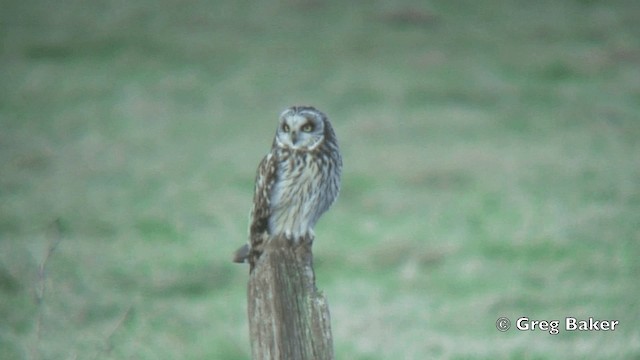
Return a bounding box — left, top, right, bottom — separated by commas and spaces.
233, 106, 342, 270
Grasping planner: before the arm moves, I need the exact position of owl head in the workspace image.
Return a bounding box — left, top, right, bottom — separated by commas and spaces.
274, 106, 327, 151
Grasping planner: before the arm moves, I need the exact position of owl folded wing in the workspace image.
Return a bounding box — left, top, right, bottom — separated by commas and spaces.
249, 152, 277, 237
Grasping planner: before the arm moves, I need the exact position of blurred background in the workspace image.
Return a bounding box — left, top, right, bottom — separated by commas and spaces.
1, 0, 639, 358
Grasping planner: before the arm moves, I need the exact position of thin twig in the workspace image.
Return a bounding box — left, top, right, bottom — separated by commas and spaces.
93, 305, 134, 359
36, 219, 63, 303
31, 218, 63, 360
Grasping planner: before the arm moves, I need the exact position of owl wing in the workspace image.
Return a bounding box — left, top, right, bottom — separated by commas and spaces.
249, 152, 277, 237
232, 151, 278, 265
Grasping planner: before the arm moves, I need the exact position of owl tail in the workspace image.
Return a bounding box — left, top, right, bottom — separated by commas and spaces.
232, 244, 250, 263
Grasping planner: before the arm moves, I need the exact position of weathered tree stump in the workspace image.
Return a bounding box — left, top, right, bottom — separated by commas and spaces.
247, 234, 334, 360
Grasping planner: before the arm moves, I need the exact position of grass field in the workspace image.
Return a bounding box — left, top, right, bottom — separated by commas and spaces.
1, 0, 639, 359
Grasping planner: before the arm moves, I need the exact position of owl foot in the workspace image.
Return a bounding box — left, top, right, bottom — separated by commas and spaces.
285, 232, 314, 246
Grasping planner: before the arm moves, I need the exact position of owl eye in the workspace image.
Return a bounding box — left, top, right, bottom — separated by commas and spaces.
282, 123, 290, 132
301, 123, 314, 132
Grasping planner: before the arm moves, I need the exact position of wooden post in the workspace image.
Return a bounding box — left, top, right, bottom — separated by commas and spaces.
247, 234, 334, 360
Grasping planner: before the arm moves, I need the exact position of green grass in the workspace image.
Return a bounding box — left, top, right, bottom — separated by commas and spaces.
1, 0, 639, 359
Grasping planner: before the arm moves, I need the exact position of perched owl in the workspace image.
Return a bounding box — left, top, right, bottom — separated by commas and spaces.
233, 106, 342, 270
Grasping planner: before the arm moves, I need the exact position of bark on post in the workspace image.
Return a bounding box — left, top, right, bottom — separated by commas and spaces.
247, 234, 334, 360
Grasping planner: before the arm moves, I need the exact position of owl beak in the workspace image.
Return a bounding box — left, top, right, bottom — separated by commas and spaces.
290, 131, 297, 145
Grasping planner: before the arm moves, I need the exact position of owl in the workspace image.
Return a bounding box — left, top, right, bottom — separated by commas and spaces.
233, 106, 342, 270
